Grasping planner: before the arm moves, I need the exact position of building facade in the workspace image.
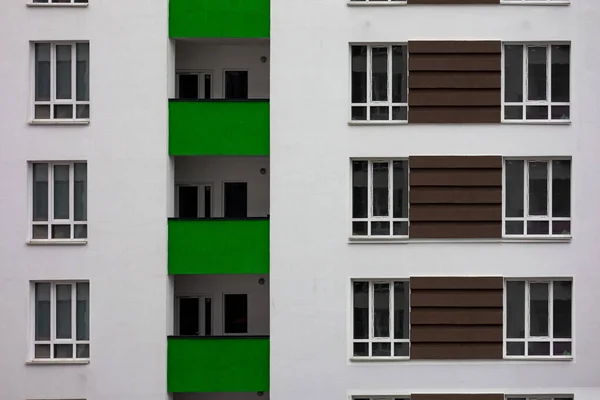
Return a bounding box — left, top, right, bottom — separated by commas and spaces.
0, 0, 598, 400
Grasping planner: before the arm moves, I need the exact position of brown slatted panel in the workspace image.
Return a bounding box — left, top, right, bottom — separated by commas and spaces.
412, 395, 504, 400
408, 0, 498, 4
409, 156, 502, 239
408, 41, 501, 123
410, 277, 503, 360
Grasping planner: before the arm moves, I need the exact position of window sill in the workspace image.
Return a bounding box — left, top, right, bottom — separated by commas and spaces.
29, 119, 90, 125
348, 121, 408, 125
350, 356, 410, 361
27, 3, 88, 7
347, 1, 407, 6
500, 1, 569, 5
27, 239, 88, 246
504, 356, 573, 361
349, 237, 571, 244
26, 359, 90, 365
502, 120, 571, 125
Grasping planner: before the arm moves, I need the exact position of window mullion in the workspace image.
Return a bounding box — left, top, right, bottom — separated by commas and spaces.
388, 160, 393, 234
522, 45, 528, 116
69, 164, 75, 238
548, 281, 554, 355
368, 282, 374, 356
524, 281, 530, 355
50, 283, 56, 358
367, 46, 372, 105
48, 164, 54, 225
548, 161, 553, 233
71, 283, 77, 355
389, 281, 394, 346
523, 161, 529, 234
367, 161, 373, 235
387, 45, 392, 120
547, 45, 552, 118
71, 44, 77, 116
50, 44, 56, 119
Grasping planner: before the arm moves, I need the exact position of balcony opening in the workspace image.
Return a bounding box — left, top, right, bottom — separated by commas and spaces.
173, 392, 270, 400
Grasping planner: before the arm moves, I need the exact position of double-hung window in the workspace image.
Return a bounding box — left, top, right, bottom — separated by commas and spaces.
504, 159, 571, 237
505, 279, 572, 358
33, 282, 90, 360
352, 280, 410, 358
351, 160, 409, 237
33, 42, 90, 121
350, 44, 408, 122
31, 162, 88, 241
503, 44, 570, 122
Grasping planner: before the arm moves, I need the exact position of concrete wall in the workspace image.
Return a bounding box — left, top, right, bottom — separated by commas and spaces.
175, 40, 270, 99
270, 2, 600, 400
174, 274, 269, 336
0, 1, 170, 399
174, 156, 270, 218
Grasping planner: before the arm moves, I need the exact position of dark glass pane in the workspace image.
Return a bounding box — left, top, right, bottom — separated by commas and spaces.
74, 163, 87, 221
76, 105, 90, 119
392, 106, 407, 121
552, 160, 571, 217
528, 221, 549, 235
178, 75, 199, 99
551, 45, 570, 102
527, 46, 547, 101
54, 344, 73, 359
373, 283, 390, 337
551, 105, 570, 120
528, 161, 548, 216
353, 282, 369, 339
33, 163, 49, 222
506, 342, 525, 356
552, 221, 571, 235
371, 221, 390, 236
54, 165, 70, 219
370, 106, 389, 121
553, 342, 572, 356
504, 105, 523, 120
353, 342, 368, 356
529, 282, 549, 337
528, 342, 550, 356
351, 46, 367, 103
505, 160, 524, 217
76, 282, 89, 340
506, 281, 525, 338
35, 43, 51, 101
35, 105, 51, 119
35, 344, 50, 359
76, 344, 90, 358
393, 282, 408, 339
372, 162, 388, 216
35, 283, 51, 340
178, 186, 199, 218
351, 106, 367, 121
224, 71, 248, 100
553, 280, 572, 338
504, 45, 524, 102
392, 161, 408, 218
76, 43, 89, 101
352, 222, 367, 236
56, 45, 72, 100
393, 222, 408, 236
391, 45, 407, 103
33, 225, 49, 239
52, 224, 71, 239
179, 298, 199, 335
54, 105, 73, 119
505, 221, 524, 235
224, 294, 247, 334
352, 161, 368, 218
371, 47, 388, 102
371, 342, 391, 357
526, 105, 549, 120
74, 225, 87, 239
56, 284, 72, 339
393, 342, 409, 357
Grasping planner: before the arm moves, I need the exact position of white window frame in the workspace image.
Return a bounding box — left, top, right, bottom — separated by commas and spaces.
348, 0, 406, 4
351, 159, 409, 237
501, 43, 571, 123
502, 158, 571, 238
31, 281, 90, 361
350, 279, 410, 360
350, 44, 408, 123
30, 162, 88, 242
503, 279, 573, 359
501, 0, 569, 4
30, 0, 88, 3
31, 42, 90, 122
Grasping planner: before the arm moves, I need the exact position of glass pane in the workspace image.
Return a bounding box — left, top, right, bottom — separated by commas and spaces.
76, 105, 90, 119
372, 162, 388, 216
553, 281, 572, 338
352, 222, 367, 236
506, 281, 525, 338
527, 46, 547, 101
506, 342, 525, 356
373, 283, 390, 337
371, 342, 391, 356
56, 284, 72, 339
504, 105, 523, 120
528, 342, 550, 356
353, 342, 368, 357
370, 106, 389, 121
529, 282, 549, 337
76, 344, 90, 358
551, 105, 570, 120
35, 283, 51, 340
371, 47, 388, 102
391, 106, 407, 121
74, 163, 87, 221
76, 282, 90, 340
352, 161, 368, 218
393, 282, 409, 339
393, 342, 409, 357
504, 45, 523, 102
392, 161, 408, 218
553, 342, 571, 356
505, 221, 524, 235
370, 221, 390, 236
33, 163, 49, 221
351, 106, 367, 121
56, 45, 72, 100
33, 225, 49, 239
54, 165, 70, 219
393, 221, 408, 236
526, 105, 549, 120
527, 221, 549, 235
35, 43, 51, 101
353, 282, 369, 339
505, 160, 524, 217
552, 160, 571, 217
528, 161, 548, 216
54, 105, 73, 119
223, 294, 248, 334
552, 221, 571, 235
74, 224, 88, 239
391, 45, 407, 103
76, 43, 89, 101
351, 46, 367, 103
35, 344, 51, 359
551, 45, 570, 102
34, 105, 51, 119
54, 344, 73, 359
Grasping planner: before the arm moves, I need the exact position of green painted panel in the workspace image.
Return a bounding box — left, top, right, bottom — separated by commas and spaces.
169, 101, 270, 156
170, 0, 270, 38
168, 219, 269, 274
168, 337, 270, 392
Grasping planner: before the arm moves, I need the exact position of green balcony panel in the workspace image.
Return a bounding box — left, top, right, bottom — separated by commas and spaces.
169, 100, 269, 156
170, 0, 270, 38
168, 336, 269, 393
168, 218, 269, 274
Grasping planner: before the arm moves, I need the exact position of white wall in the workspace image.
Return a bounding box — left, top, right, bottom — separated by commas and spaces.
175, 156, 270, 218
0, 1, 169, 400
270, 2, 600, 400
174, 275, 270, 335
175, 393, 269, 400
176, 40, 270, 99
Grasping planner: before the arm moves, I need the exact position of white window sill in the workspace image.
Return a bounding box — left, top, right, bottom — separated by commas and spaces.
500, 1, 569, 5
27, 239, 88, 246
504, 356, 573, 361
350, 356, 410, 361
348, 121, 408, 125
502, 120, 571, 125
29, 119, 90, 125
349, 237, 571, 244
26, 359, 90, 365
347, 1, 407, 6
27, 3, 88, 7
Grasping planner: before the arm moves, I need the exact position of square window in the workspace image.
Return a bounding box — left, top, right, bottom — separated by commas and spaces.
503, 159, 571, 237
31, 162, 88, 241
504, 280, 572, 358
32, 281, 90, 360
32, 42, 90, 121
502, 43, 570, 122
350, 44, 408, 122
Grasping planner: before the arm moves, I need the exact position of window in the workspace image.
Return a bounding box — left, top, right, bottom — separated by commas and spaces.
33, 282, 90, 360
224, 294, 248, 334
351, 160, 409, 237
224, 71, 248, 100
350, 44, 408, 122
176, 72, 212, 100
505, 280, 572, 358
31, 162, 87, 240
33, 0, 87, 3
503, 44, 570, 121
502, 0, 568, 3
349, 0, 406, 3
504, 159, 571, 236
352, 280, 409, 358
33, 42, 90, 121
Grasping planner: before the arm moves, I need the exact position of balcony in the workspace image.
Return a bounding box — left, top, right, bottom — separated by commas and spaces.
169, 0, 270, 39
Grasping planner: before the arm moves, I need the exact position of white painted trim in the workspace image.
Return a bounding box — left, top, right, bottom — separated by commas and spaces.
348, 121, 408, 126
347, 1, 407, 5
348, 237, 572, 244
27, 2, 88, 7
26, 359, 90, 365
27, 239, 87, 245
501, 0, 569, 4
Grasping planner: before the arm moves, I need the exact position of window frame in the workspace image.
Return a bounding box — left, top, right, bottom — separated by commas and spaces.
502, 157, 571, 238
350, 279, 410, 360
222, 293, 249, 335
500, 0, 569, 4
349, 43, 408, 123
175, 69, 213, 100
29, 161, 88, 242
30, 281, 90, 361
29, 0, 88, 4
501, 42, 571, 123
503, 279, 573, 359
31, 41, 90, 122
